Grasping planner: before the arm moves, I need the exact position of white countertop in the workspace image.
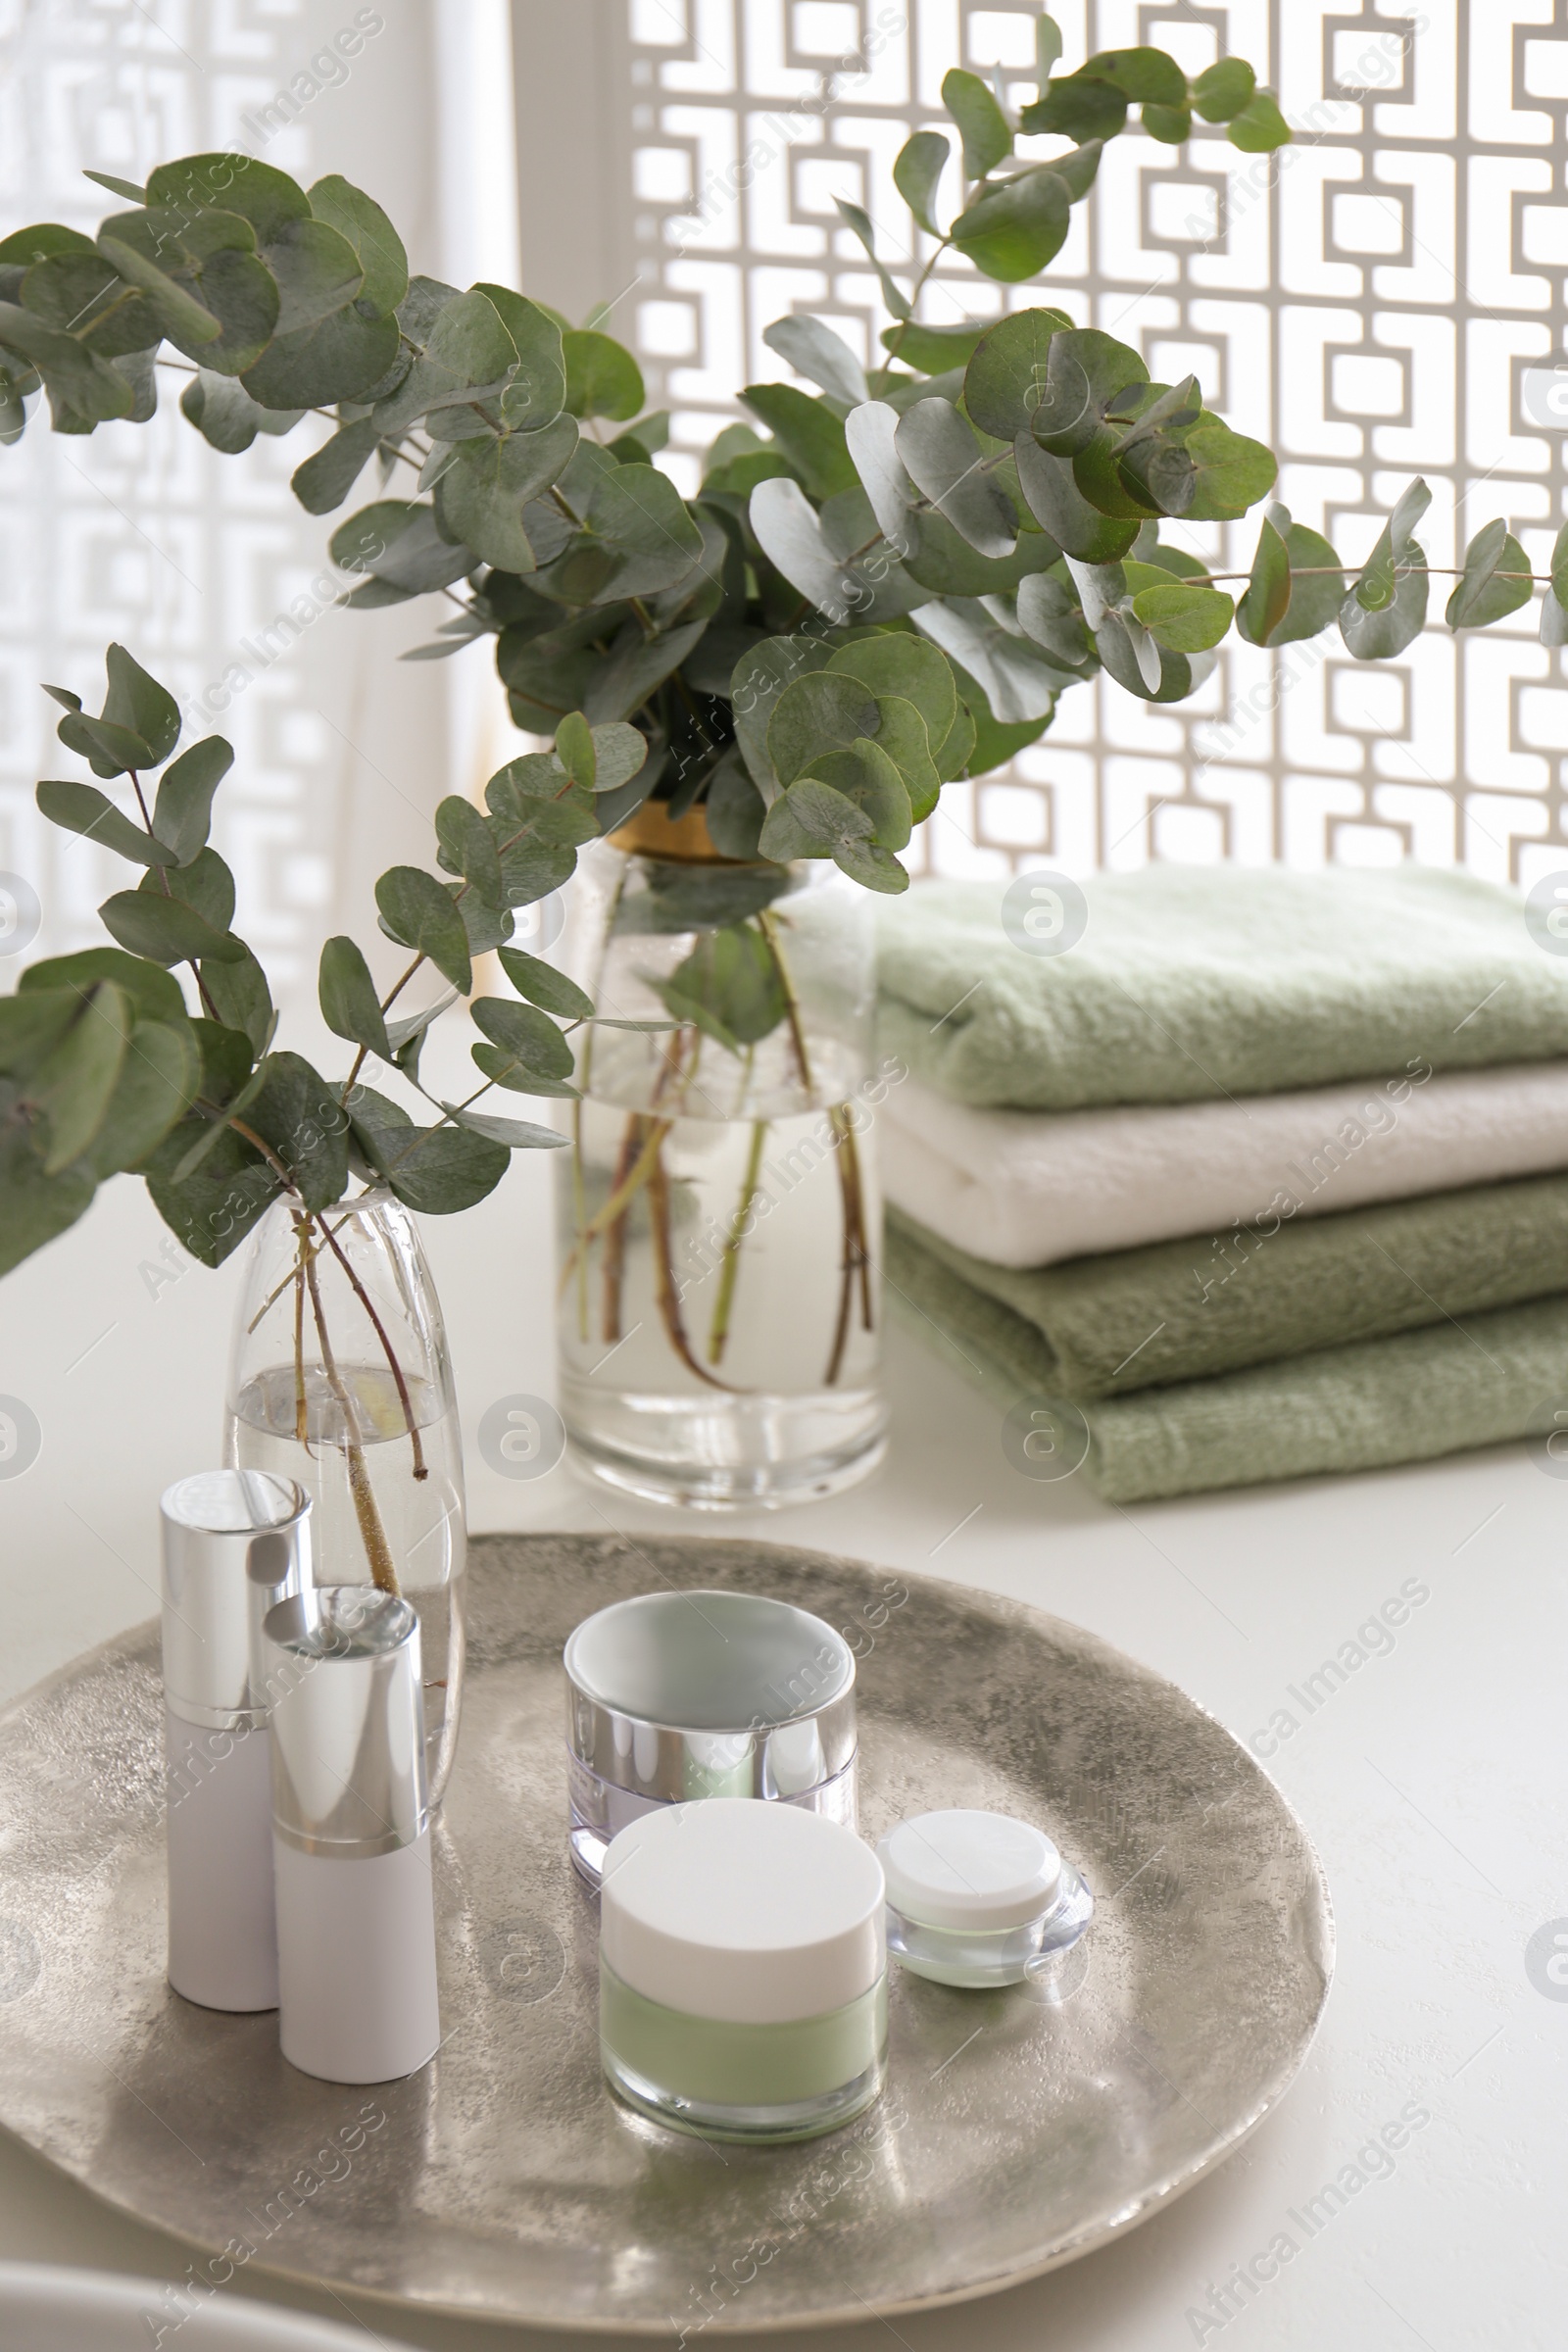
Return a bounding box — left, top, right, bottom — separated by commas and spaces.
1, 1156, 1564, 2350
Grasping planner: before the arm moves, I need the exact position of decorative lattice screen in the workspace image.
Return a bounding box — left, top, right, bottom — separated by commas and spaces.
620, 0, 1568, 885
0, 0, 464, 999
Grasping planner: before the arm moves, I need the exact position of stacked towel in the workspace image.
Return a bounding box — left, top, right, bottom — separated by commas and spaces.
876, 866, 1568, 1501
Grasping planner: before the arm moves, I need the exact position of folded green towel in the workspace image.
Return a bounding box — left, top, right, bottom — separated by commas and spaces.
877, 866, 1568, 1110
885, 1221, 1568, 1502
891, 1169, 1568, 1398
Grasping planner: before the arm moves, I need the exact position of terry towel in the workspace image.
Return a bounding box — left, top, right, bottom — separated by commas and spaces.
885, 1221, 1568, 1504
877, 866, 1568, 1110
890, 1169, 1568, 1399
879, 1062, 1568, 1267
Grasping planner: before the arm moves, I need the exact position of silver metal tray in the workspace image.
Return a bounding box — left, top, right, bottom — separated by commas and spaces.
0, 1534, 1332, 2335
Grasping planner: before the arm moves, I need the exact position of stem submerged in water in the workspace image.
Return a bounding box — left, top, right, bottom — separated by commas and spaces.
709, 1118, 768, 1365
824, 1104, 873, 1389
300, 1223, 401, 1595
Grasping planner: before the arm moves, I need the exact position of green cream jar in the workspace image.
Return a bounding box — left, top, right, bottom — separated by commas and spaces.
599, 1797, 887, 2144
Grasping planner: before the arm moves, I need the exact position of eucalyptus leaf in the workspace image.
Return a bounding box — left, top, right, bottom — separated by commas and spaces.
349, 1087, 513, 1211
470, 996, 575, 1079
952, 169, 1070, 283
739, 380, 857, 499
307, 174, 409, 320
826, 635, 956, 751
844, 400, 916, 552
652, 924, 788, 1054
198, 949, 273, 1056
496, 945, 593, 1019
152, 736, 234, 863
894, 129, 951, 238
89, 1016, 203, 1179
17, 947, 185, 1026
36, 779, 173, 866
941, 68, 1013, 179
241, 303, 399, 412
181, 368, 302, 454
1128, 579, 1235, 651
801, 737, 912, 848
435, 416, 579, 572
831, 199, 912, 324
103, 642, 180, 765
245, 1051, 351, 1211
768, 670, 880, 786
98, 889, 244, 965
291, 416, 381, 514
28, 980, 132, 1173
1446, 519, 1532, 629
564, 329, 644, 422
703, 755, 768, 858
1194, 59, 1255, 122
318, 935, 390, 1058
1236, 515, 1292, 646
374, 865, 472, 992
762, 316, 868, 409
895, 396, 1016, 558
1013, 433, 1140, 564
441, 1103, 566, 1149
913, 596, 1068, 722
963, 308, 1075, 443
435, 794, 506, 903
1227, 90, 1291, 153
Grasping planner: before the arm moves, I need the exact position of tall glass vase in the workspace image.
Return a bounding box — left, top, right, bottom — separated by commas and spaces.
556, 806, 887, 1508
223, 1189, 466, 1804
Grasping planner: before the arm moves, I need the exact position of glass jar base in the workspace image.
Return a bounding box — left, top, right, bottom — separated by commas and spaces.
564, 1384, 887, 1510
601, 2042, 887, 2144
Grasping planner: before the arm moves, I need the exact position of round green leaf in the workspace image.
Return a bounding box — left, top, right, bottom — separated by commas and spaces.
952, 169, 1071, 282
307, 174, 409, 320
1128, 580, 1235, 651
563, 329, 645, 422
963, 307, 1076, 443
374, 865, 472, 993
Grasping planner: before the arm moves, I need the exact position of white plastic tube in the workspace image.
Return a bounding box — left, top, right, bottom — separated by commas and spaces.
165, 1712, 278, 2012
273, 1833, 441, 2083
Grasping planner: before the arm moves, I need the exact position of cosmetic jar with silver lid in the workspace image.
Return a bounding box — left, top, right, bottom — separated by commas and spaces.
564, 1590, 857, 1885
599, 1797, 887, 2143
877, 1809, 1094, 1987
160, 1469, 311, 2013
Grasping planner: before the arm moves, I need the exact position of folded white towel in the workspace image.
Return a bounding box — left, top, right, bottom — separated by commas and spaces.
879, 1060, 1568, 1268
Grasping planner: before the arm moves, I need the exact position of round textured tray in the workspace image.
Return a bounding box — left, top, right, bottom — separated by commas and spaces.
0, 1534, 1331, 2334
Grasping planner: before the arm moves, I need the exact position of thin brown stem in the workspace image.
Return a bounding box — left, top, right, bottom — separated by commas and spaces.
292, 1222, 310, 1448
646, 1137, 737, 1392
757, 909, 814, 1099
824, 1104, 873, 1387
314, 1210, 427, 1482
570, 1095, 591, 1343
303, 1239, 401, 1595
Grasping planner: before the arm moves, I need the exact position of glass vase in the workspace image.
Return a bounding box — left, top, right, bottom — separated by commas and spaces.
222, 1189, 466, 1804
555, 807, 887, 1507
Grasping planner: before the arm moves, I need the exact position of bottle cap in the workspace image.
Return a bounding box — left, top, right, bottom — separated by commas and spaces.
600, 1797, 884, 2025
263, 1587, 427, 1857
877, 1810, 1064, 1933
160, 1470, 311, 1730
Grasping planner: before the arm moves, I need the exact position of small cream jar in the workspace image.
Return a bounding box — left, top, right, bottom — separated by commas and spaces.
564, 1589, 857, 1886
878, 1809, 1094, 1988
599, 1797, 887, 2143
